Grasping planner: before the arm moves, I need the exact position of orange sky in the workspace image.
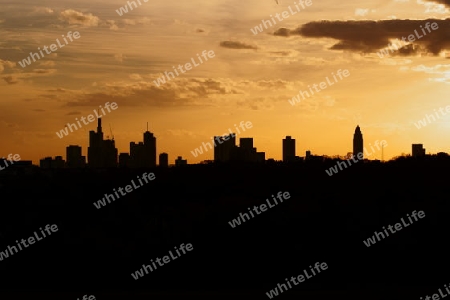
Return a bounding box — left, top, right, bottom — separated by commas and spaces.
1, 0, 449, 164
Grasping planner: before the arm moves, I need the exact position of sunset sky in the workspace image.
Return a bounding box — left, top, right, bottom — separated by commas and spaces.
1, 0, 449, 164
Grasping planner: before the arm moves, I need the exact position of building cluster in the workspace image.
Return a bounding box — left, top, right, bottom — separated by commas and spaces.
36, 119, 433, 169
40, 118, 171, 169
213, 134, 265, 163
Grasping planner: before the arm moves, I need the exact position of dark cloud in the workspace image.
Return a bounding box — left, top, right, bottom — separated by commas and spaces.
3, 75, 18, 84
32, 69, 57, 74
219, 41, 257, 50
274, 19, 450, 56
427, 0, 450, 6
62, 78, 241, 108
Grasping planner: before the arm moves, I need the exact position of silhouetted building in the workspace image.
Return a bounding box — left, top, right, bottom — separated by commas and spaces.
353, 125, 364, 161
214, 134, 236, 162
412, 144, 426, 157
159, 153, 168, 167
305, 150, 311, 160
283, 136, 296, 162
175, 156, 187, 166
130, 124, 157, 168
40, 156, 65, 169
256, 152, 265, 162
231, 138, 257, 162
240, 138, 253, 150
118, 153, 130, 167
88, 118, 118, 168
66, 145, 85, 168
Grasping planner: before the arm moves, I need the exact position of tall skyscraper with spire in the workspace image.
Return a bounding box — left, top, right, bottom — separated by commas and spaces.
353, 125, 364, 161
88, 117, 118, 168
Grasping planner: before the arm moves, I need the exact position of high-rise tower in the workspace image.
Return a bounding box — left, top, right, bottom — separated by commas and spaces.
88, 117, 117, 168
130, 123, 157, 168
282, 136, 296, 162
353, 125, 364, 161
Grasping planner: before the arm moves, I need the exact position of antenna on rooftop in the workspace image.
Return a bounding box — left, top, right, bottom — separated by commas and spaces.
109, 124, 114, 140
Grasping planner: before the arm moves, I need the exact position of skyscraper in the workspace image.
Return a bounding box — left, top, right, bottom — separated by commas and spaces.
159, 153, 168, 167
214, 134, 236, 162
282, 136, 295, 162
353, 125, 364, 161
233, 138, 257, 162
240, 138, 253, 150
66, 145, 85, 168
130, 124, 157, 168
412, 144, 425, 157
88, 117, 118, 168
143, 127, 157, 167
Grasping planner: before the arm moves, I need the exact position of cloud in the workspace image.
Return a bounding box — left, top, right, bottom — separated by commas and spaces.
60, 77, 241, 108
114, 53, 125, 62
3, 75, 19, 84
355, 8, 370, 16
219, 41, 258, 50
49, 77, 300, 112
419, 0, 450, 13
129, 74, 143, 80
0, 60, 15, 73
39, 61, 56, 67
274, 19, 450, 56
424, 0, 450, 7
106, 20, 119, 31
59, 9, 99, 27
29, 7, 54, 15
121, 17, 151, 25
32, 69, 57, 74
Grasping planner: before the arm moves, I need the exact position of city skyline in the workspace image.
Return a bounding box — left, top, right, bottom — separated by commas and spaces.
29, 119, 432, 167
1, 0, 450, 298
1, 0, 450, 165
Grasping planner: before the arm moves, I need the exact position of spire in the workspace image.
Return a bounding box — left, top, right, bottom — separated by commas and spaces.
97, 113, 102, 134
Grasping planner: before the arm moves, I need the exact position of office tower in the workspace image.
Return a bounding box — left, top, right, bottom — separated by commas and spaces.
412, 144, 426, 157
143, 126, 157, 167
130, 124, 157, 168
353, 125, 364, 161
159, 153, 168, 167
283, 136, 296, 162
234, 138, 257, 162
66, 145, 85, 168
240, 138, 253, 150
175, 156, 187, 166
88, 117, 118, 168
214, 134, 236, 162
